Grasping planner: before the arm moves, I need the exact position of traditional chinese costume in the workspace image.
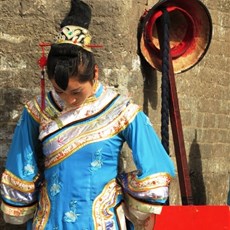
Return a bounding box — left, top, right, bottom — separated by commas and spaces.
1, 82, 175, 229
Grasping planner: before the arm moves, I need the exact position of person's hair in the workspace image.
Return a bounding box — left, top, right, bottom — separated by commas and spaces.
46, 0, 95, 90
47, 46, 95, 90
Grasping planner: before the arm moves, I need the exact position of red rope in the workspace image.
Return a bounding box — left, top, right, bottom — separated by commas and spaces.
40, 72, 45, 110
38, 43, 51, 111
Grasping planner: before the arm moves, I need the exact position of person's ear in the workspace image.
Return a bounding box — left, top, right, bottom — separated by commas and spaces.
94, 65, 99, 81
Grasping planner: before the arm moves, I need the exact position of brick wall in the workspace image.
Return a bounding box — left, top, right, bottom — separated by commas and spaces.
0, 0, 229, 228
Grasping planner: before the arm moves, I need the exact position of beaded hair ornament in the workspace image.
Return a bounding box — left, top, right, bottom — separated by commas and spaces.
55, 25, 103, 52
56, 25, 92, 51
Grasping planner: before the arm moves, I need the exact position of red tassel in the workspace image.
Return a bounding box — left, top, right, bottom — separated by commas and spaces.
38, 43, 50, 111
40, 70, 46, 111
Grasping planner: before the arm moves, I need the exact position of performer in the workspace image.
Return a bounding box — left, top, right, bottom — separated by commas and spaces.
0, 0, 175, 229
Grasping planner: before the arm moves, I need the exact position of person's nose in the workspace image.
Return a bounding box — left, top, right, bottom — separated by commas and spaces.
64, 94, 76, 105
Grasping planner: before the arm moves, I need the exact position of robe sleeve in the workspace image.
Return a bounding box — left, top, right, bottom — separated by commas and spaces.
118, 111, 175, 222
0, 107, 41, 224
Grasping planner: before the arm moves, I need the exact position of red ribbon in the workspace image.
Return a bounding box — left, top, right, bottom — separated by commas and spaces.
38, 42, 51, 111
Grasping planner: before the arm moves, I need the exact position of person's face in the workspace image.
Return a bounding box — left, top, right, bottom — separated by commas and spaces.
51, 66, 98, 108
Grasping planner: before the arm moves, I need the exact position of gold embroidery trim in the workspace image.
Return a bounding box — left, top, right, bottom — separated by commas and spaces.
124, 193, 163, 214
92, 179, 122, 229
32, 184, 50, 229
45, 103, 140, 168
1, 201, 37, 217
1, 170, 36, 193
128, 172, 172, 192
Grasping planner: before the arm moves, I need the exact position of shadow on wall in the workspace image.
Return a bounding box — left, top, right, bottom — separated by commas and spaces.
0, 89, 23, 172
141, 58, 158, 115
189, 129, 207, 205
136, 11, 158, 115
0, 89, 27, 229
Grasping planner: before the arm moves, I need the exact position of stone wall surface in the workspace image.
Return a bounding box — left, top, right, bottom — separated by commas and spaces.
0, 0, 229, 229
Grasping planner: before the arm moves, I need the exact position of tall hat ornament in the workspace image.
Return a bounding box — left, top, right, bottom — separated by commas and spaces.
55, 0, 102, 50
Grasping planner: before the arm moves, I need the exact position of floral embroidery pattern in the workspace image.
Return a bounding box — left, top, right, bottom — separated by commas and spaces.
50, 172, 62, 197
24, 152, 35, 176
93, 179, 122, 230
128, 171, 171, 191
90, 148, 103, 173
119, 172, 172, 203
44, 101, 139, 168
106, 220, 115, 230
63, 200, 80, 223
32, 185, 51, 229
1, 170, 35, 192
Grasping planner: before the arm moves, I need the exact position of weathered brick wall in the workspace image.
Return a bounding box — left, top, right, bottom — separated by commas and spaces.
0, 0, 229, 229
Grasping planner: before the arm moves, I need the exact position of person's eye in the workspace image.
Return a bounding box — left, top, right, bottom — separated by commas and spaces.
71, 90, 82, 95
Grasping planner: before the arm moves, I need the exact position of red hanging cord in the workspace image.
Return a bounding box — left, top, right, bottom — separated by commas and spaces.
38, 42, 51, 111
85, 44, 103, 48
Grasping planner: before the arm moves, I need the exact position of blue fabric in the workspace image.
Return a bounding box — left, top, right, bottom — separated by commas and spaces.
2, 109, 40, 207
5, 108, 40, 181
1, 87, 175, 229
121, 111, 175, 177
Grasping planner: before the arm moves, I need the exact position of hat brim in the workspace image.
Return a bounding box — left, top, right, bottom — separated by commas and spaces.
140, 0, 212, 74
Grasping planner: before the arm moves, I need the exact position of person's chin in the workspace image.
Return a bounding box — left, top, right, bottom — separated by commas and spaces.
69, 103, 82, 108
63, 103, 79, 109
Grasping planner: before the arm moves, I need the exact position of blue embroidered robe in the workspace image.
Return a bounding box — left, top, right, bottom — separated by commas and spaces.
0, 83, 175, 229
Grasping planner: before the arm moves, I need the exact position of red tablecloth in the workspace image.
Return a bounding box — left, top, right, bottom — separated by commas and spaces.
154, 205, 230, 230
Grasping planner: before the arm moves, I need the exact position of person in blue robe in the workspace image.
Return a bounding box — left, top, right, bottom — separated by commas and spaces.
0, 1, 175, 229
